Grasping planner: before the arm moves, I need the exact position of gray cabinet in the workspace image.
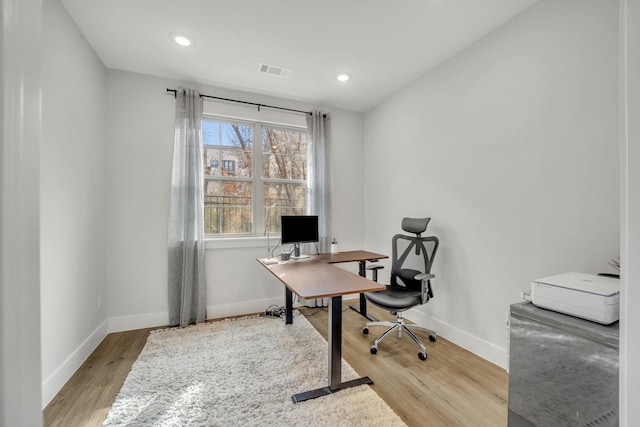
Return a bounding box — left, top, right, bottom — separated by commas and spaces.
508, 302, 619, 427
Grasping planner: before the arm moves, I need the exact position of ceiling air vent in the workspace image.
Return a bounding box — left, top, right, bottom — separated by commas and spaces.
258, 63, 293, 79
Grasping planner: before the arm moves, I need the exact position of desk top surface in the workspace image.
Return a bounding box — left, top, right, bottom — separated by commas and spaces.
257, 257, 385, 299
312, 250, 388, 264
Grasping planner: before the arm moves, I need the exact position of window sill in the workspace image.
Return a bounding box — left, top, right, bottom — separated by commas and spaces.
205, 236, 274, 250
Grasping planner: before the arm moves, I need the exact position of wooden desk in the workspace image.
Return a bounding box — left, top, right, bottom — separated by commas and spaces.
312, 249, 387, 265
257, 256, 385, 403
313, 250, 388, 321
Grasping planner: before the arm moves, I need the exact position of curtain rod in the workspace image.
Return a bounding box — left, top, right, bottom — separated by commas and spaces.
166, 88, 315, 116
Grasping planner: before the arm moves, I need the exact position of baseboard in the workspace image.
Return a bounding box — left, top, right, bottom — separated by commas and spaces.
106, 297, 297, 332
405, 308, 508, 369
41, 320, 108, 409
207, 294, 359, 319
108, 311, 169, 333
206, 297, 284, 319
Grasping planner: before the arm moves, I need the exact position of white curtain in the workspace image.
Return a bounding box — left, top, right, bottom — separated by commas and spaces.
304, 110, 332, 307
168, 88, 206, 327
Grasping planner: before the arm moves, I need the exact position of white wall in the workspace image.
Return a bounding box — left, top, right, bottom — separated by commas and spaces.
363, 0, 620, 367
620, 0, 640, 424
3, 0, 634, 423
40, 0, 108, 407
104, 69, 365, 330
0, 0, 43, 424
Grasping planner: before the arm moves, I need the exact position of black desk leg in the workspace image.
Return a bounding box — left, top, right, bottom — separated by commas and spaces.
292, 295, 373, 403
285, 287, 293, 325
328, 295, 342, 390
348, 261, 378, 322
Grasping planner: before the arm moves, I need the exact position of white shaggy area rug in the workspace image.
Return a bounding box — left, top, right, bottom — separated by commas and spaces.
103, 314, 406, 426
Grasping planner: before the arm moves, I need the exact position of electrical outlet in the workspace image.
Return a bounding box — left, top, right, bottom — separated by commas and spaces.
97, 293, 102, 309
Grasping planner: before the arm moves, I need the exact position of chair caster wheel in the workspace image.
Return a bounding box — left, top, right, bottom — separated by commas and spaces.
370, 346, 377, 355
429, 334, 437, 342
362, 327, 369, 335
418, 352, 427, 360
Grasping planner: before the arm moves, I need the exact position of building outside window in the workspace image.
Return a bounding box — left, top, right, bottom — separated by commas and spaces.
202, 117, 309, 236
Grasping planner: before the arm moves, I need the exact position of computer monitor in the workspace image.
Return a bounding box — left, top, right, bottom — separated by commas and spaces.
280, 215, 319, 259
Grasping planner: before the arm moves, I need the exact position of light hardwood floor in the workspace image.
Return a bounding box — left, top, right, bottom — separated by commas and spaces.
43, 302, 508, 427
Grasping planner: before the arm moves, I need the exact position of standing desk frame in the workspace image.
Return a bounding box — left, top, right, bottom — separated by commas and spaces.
257, 252, 386, 403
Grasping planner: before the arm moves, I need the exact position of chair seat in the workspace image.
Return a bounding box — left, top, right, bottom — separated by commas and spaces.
365, 285, 422, 311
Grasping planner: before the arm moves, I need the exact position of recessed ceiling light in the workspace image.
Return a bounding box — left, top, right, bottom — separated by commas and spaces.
172, 34, 193, 47
335, 73, 350, 82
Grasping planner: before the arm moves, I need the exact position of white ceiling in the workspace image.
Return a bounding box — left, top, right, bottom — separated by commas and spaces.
60, 0, 539, 113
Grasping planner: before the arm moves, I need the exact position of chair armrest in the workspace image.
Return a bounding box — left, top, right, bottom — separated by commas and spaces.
415, 273, 435, 304
415, 273, 434, 281
366, 264, 384, 282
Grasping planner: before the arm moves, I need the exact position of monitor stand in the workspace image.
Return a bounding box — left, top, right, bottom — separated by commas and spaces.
290, 243, 309, 260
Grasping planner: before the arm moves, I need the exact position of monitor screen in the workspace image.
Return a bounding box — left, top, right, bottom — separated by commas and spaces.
280, 215, 319, 245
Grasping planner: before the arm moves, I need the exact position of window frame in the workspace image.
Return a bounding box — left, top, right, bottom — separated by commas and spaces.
202, 113, 309, 239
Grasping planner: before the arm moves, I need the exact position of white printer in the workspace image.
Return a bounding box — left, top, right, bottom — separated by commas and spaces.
528, 272, 620, 324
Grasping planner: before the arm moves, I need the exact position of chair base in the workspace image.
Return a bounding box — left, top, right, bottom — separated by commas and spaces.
363, 313, 436, 360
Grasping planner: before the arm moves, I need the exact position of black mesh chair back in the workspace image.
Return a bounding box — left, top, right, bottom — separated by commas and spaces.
390, 218, 438, 298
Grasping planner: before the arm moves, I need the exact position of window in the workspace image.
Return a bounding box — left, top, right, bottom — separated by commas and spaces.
202, 117, 309, 236
222, 160, 235, 175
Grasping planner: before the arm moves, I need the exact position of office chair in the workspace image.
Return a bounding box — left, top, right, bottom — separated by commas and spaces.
363, 217, 439, 360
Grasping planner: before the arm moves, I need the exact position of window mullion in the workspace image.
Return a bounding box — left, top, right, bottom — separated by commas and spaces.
254, 122, 265, 235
